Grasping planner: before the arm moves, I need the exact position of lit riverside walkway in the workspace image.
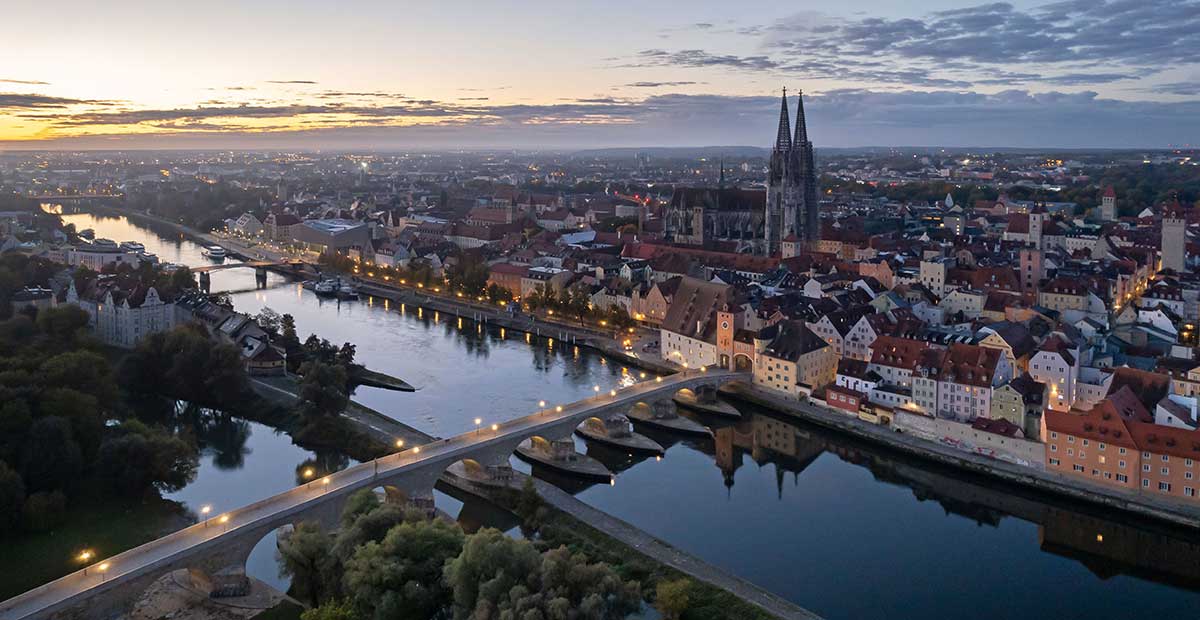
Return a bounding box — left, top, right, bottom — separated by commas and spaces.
0, 368, 747, 620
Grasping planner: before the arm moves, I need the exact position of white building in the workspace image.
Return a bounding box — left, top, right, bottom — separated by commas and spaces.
67, 281, 178, 349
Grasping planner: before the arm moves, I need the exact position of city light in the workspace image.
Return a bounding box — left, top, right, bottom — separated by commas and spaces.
396, 439, 405, 449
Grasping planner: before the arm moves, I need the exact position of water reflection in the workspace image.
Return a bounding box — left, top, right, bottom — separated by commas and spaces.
567, 401, 1200, 618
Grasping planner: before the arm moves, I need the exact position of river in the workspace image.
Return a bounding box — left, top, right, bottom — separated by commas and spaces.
49, 208, 1200, 619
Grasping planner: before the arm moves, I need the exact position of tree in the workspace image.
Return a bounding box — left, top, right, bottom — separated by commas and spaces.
279, 521, 336, 606
301, 600, 361, 620
343, 517, 465, 620
654, 578, 690, 620
256, 307, 283, 335
35, 306, 91, 349
336, 343, 357, 368
299, 362, 349, 418
0, 461, 25, 532
21, 416, 83, 493
38, 388, 104, 460
96, 422, 197, 496
22, 490, 66, 532
444, 530, 639, 620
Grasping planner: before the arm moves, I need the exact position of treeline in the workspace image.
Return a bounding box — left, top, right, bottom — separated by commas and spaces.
279, 488, 642, 620
0, 306, 201, 534
124, 181, 270, 231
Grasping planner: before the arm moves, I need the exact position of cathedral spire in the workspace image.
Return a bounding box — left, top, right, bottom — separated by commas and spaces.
774, 87, 792, 151
718, 157, 726, 189
793, 89, 809, 145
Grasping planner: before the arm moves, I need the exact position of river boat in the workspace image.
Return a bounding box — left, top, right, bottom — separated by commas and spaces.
202, 245, 227, 260
119, 241, 145, 252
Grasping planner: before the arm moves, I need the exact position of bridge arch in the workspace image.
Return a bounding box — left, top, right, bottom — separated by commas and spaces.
733, 353, 753, 372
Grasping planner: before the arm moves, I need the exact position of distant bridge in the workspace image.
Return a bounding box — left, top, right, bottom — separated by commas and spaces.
28, 194, 123, 202
0, 368, 748, 620
188, 261, 304, 274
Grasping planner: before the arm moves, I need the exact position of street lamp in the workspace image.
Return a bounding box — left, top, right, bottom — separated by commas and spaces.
609, 389, 616, 397
322, 477, 331, 493
474, 417, 482, 435
395, 439, 405, 449
593, 385, 600, 393
218, 514, 230, 532
539, 400, 546, 408
78, 550, 94, 575
98, 562, 110, 582
491, 423, 498, 432
556, 405, 563, 413
200, 504, 212, 527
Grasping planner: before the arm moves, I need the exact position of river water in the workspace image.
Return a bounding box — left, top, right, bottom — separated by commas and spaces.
51, 208, 1200, 619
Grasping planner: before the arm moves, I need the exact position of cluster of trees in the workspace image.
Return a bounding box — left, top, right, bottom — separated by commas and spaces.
0, 306, 200, 534
523, 283, 636, 329
125, 181, 270, 231
0, 255, 62, 320
280, 489, 641, 620
119, 322, 251, 412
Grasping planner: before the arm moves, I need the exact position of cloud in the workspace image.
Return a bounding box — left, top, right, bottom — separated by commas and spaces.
636, 1, 1200, 89
265, 80, 317, 84
12, 89, 1199, 149
0, 93, 113, 109
623, 81, 703, 88
0, 78, 50, 85
1150, 81, 1200, 96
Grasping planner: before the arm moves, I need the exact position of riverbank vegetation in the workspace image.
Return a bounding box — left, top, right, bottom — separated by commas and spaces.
502, 480, 776, 620
278, 489, 642, 620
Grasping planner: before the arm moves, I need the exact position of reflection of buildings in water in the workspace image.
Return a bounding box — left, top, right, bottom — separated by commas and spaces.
715, 406, 1200, 590
713, 413, 824, 498
1039, 508, 1200, 588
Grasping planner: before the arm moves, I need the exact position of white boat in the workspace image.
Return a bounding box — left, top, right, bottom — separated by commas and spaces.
202, 245, 227, 260
337, 282, 359, 300
119, 241, 145, 252
314, 279, 338, 296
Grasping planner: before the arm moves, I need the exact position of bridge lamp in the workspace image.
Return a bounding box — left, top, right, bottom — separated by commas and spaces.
640, 372, 647, 379
302, 468, 315, 479
656, 377, 663, 383
396, 439, 405, 449
491, 424, 498, 432
700, 366, 707, 372
200, 504, 212, 527
593, 385, 600, 393
556, 405, 563, 413
539, 400, 546, 408
78, 550, 94, 575
610, 389, 616, 397
474, 417, 482, 435
218, 514, 230, 532
413, 446, 420, 455
98, 562, 110, 581
322, 477, 331, 491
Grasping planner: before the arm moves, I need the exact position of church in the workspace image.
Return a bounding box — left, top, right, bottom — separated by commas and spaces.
664, 88, 819, 257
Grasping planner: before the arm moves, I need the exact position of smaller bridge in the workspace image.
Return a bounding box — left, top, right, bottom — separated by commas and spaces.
0, 368, 749, 620
189, 261, 298, 273
28, 194, 123, 201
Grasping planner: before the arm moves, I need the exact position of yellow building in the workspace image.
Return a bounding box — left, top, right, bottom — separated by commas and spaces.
753, 321, 836, 400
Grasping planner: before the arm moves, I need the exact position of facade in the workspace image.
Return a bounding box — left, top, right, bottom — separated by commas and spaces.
659, 277, 735, 368
68, 281, 177, 349
764, 89, 819, 255
1163, 211, 1187, 273
753, 320, 835, 398
663, 187, 765, 253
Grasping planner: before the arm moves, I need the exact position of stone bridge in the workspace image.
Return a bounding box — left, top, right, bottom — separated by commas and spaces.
0, 368, 748, 620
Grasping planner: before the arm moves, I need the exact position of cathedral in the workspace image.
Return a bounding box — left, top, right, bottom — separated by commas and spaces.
664, 88, 818, 256
765, 88, 819, 255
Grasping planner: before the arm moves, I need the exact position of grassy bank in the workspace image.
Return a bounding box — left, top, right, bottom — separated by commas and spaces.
0, 490, 188, 601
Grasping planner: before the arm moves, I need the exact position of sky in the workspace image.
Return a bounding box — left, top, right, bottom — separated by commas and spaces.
1, 0, 1199, 150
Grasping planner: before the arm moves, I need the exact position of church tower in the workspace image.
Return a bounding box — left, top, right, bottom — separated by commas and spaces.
764, 88, 818, 256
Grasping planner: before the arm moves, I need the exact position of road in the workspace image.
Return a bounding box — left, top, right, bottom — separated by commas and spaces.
0, 369, 745, 620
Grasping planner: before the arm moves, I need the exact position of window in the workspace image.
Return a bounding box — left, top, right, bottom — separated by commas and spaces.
1187, 487, 1196, 497
1117, 474, 1128, 483
1187, 472, 1194, 481
1098, 455, 1107, 464
1051, 444, 1058, 452
1099, 443, 1106, 451
1049, 458, 1061, 466
1188, 459, 1195, 467
1143, 464, 1151, 472
1068, 449, 1075, 456
1143, 478, 1150, 488
1051, 431, 1058, 440
1082, 439, 1089, 447
1163, 455, 1170, 462
1073, 464, 1085, 472
1159, 482, 1172, 492
1119, 447, 1127, 455
1068, 436, 1075, 443
1119, 460, 1126, 469
1144, 451, 1151, 459
1162, 467, 1170, 475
